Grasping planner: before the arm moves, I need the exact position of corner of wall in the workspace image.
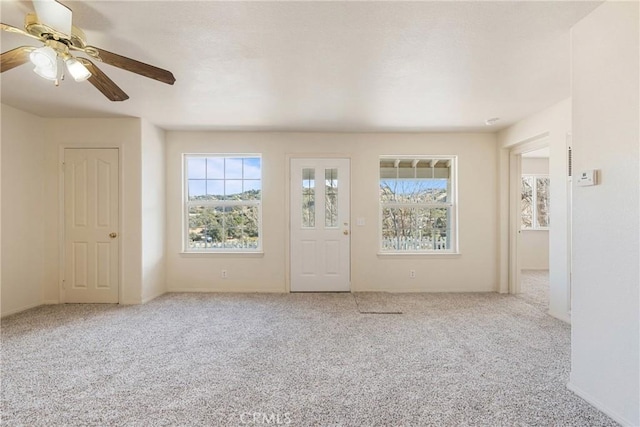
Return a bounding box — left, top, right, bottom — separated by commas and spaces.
140, 120, 167, 303
0, 105, 3, 314
1, 104, 47, 317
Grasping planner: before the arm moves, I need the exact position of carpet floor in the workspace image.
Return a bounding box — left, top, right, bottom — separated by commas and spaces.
518, 270, 550, 310
1, 292, 617, 426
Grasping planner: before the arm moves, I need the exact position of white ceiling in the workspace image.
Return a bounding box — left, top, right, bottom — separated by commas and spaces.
0, 1, 601, 132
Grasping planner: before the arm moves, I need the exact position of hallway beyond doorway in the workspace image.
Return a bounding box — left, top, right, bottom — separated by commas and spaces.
518, 269, 549, 310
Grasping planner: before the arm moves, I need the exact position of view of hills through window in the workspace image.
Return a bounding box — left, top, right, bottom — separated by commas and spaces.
380, 158, 454, 252
185, 156, 261, 250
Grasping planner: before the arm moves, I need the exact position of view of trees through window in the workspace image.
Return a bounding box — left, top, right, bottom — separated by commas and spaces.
185, 156, 261, 250
521, 175, 550, 229
301, 168, 339, 228
380, 158, 454, 252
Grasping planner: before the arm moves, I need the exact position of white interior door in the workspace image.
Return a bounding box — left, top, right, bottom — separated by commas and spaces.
290, 158, 350, 292
63, 148, 119, 303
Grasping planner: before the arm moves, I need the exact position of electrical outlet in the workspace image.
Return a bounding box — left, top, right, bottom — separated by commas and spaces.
409, 270, 416, 279
221, 269, 228, 279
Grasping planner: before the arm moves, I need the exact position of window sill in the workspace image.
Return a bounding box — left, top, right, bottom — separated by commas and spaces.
180, 251, 265, 258
377, 252, 461, 258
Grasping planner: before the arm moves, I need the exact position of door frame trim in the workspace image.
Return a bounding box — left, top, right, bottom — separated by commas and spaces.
59, 146, 122, 304
285, 153, 353, 293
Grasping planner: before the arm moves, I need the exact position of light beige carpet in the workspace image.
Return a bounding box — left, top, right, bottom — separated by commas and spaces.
518, 270, 550, 309
1, 291, 617, 426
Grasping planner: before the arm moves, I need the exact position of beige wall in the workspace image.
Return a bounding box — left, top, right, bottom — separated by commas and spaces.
166, 132, 498, 292
0, 105, 46, 316
0, 106, 2, 313
521, 157, 549, 175
1, 111, 165, 313
141, 119, 167, 302
521, 157, 549, 270
569, 2, 639, 424
520, 231, 549, 270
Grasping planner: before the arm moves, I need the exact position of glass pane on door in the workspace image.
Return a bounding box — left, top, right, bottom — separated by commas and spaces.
536, 177, 550, 228
521, 176, 533, 229
302, 168, 315, 228
325, 168, 338, 227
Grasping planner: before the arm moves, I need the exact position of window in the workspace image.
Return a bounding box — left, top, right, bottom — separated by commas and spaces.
380, 156, 457, 253
184, 155, 262, 251
521, 175, 550, 230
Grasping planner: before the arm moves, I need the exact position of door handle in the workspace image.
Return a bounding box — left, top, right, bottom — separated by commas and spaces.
343, 230, 349, 235
109, 232, 118, 239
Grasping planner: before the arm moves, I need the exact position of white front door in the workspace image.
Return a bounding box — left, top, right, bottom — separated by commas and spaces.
63, 148, 119, 303
290, 158, 350, 292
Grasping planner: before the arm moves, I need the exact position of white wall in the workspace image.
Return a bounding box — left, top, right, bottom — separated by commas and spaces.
498, 98, 571, 321
166, 132, 498, 293
520, 231, 548, 270
0, 105, 46, 317
43, 118, 144, 305
521, 157, 549, 175
0, 106, 2, 313
568, 2, 639, 425
141, 120, 167, 302
521, 158, 549, 270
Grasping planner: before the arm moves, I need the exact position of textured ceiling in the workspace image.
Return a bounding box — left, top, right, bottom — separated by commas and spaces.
0, 1, 601, 132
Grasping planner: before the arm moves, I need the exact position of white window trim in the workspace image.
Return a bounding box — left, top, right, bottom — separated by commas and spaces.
521, 174, 550, 231
183, 153, 263, 253
378, 155, 459, 254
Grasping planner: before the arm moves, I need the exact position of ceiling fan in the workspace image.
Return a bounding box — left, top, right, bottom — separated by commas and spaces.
1, 0, 175, 101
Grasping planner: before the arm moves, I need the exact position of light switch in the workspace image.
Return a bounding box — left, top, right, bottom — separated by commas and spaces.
356, 217, 365, 226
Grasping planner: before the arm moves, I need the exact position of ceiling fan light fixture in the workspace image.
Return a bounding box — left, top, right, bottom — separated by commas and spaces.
30, 45, 58, 81
65, 57, 91, 82
29, 45, 57, 69
33, 64, 58, 80
2, 0, 174, 101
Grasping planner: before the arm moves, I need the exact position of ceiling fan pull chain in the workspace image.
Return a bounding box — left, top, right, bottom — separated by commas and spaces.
55, 55, 63, 86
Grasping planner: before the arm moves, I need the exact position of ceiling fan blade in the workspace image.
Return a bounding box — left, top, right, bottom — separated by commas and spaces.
1, 23, 42, 41
32, 0, 72, 37
1, 46, 35, 73
77, 58, 129, 102
89, 47, 175, 85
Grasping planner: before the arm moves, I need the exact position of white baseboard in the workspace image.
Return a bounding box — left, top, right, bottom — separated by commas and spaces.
1, 301, 42, 318
548, 309, 571, 324
142, 289, 166, 304
351, 288, 495, 293
567, 381, 636, 426
42, 300, 59, 305
167, 287, 285, 293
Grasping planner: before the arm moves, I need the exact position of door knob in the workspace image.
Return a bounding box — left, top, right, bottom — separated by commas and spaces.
109, 232, 118, 239
343, 230, 349, 235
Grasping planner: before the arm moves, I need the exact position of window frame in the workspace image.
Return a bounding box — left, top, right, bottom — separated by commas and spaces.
183, 153, 263, 253
378, 155, 458, 254
521, 174, 550, 231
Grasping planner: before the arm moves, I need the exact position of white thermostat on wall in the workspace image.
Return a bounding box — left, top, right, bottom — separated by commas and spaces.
577, 169, 598, 187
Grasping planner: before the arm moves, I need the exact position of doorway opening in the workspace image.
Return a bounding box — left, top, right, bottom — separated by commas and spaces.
518, 147, 551, 310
